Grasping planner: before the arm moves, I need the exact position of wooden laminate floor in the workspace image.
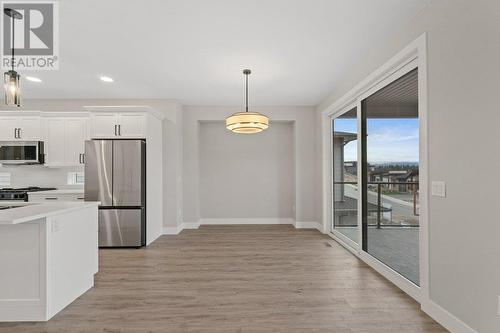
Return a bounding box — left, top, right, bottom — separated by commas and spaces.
0, 225, 447, 333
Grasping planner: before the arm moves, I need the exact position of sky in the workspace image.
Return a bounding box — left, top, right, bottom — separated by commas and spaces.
334, 118, 419, 163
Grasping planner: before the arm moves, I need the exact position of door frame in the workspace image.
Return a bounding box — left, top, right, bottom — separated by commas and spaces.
321, 33, 429, 305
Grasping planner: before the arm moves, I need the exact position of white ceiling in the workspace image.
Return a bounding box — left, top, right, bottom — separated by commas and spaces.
19, 0, 430, 105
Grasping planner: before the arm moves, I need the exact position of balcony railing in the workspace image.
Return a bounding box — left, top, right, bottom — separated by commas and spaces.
333, 181, 419, 228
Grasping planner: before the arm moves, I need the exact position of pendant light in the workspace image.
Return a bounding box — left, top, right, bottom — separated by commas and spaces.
225, 69, 269, 134
3, 8, 23, 107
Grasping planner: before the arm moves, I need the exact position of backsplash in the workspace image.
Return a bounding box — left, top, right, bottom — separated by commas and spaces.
0, 165, 84, 189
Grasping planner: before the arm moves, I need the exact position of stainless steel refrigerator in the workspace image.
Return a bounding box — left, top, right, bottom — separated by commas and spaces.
84, 140, 146, 247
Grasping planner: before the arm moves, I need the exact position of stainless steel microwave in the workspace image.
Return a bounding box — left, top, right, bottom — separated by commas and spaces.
0, 141, 44, 164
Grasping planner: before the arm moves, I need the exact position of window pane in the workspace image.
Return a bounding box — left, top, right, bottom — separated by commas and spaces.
332, 107, 358, 243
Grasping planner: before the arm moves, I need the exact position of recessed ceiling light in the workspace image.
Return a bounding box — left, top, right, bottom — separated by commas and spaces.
26, 76, 42, 83
99, 76, 114, 83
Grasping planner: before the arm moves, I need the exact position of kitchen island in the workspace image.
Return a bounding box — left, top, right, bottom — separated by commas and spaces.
0, 202, 99, 321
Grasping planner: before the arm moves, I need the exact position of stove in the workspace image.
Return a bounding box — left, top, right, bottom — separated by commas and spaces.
0, 187, 57, 201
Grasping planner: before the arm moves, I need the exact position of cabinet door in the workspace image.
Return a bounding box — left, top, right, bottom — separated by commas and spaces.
45, 118, 66, 166
65, 118, 86, 165
118, 113, 145, 138
91, 113, 119, 138
0, 117, 18, 140
18, 117, 41, 140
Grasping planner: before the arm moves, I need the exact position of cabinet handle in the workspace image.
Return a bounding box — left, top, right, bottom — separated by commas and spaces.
118, 124, 121, 136
82, 153, 85, 164
44, 197, 58, 200
79, 153, 82, 164
18, 128, 21, 139
77, 197, 84, 200
14, 128, 18, 139
114, 124, 117, 136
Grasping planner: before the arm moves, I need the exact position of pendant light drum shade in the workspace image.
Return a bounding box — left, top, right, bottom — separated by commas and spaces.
225, 69, 269, 134
225, 112, 269, 134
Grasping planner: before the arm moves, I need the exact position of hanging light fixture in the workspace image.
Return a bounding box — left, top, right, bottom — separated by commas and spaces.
225, 69, 269, 134
3, 8, 23, 107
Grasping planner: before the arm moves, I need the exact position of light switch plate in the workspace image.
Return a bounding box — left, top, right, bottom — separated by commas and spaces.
431, 181, 446, 197
497, 296, 500, 316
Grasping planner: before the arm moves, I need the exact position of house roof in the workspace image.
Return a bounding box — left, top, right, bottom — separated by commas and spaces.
333, 131, 357, 144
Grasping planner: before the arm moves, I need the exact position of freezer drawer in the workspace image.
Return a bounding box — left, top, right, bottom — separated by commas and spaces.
98, 209, 145, 247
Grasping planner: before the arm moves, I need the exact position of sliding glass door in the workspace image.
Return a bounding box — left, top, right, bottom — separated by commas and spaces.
361, 68, 420, 285
331, 107, 359, 244
329, 66, 420, 286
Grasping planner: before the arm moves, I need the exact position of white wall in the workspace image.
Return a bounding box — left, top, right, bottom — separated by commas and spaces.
199, 121, 294, 219
162, 102, 184, 230
182, 106, 316, 225
316, 1, 500, 332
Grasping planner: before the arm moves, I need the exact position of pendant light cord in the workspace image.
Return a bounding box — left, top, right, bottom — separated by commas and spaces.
10, 13, 15, 71
245, 71, 249, 112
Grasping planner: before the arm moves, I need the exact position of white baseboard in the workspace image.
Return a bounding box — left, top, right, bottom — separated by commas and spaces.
162, 226, 182, 235
294, 221, 323, 231
199, 218, 294, 225
180, 222, 200, 230
163, 219, 322, 235
421, 299, 477, 333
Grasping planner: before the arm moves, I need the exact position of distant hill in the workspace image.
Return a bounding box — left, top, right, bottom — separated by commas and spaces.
370, 161, 419, 168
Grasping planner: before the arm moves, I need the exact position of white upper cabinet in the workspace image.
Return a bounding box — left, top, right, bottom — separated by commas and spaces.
91, 112, 145, 138
0, 117, 18, 140
65, 118, 86, 165
18, 117, 42, 140
45, 118, 66, 166
45, 117, 87, 167
0, 116, 41, 141
118, 113, 145, 137
91, 113, 119, 138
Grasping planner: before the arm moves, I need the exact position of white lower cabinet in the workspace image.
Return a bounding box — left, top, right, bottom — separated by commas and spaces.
28, 193, 85, 202
45, 117, 87, 166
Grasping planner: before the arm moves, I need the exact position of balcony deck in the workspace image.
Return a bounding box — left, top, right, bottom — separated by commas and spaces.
334, 227, 419, 285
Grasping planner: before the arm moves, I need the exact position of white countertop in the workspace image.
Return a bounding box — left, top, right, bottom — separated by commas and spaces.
0, 201, 99, 225
27, 189, 84, 195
